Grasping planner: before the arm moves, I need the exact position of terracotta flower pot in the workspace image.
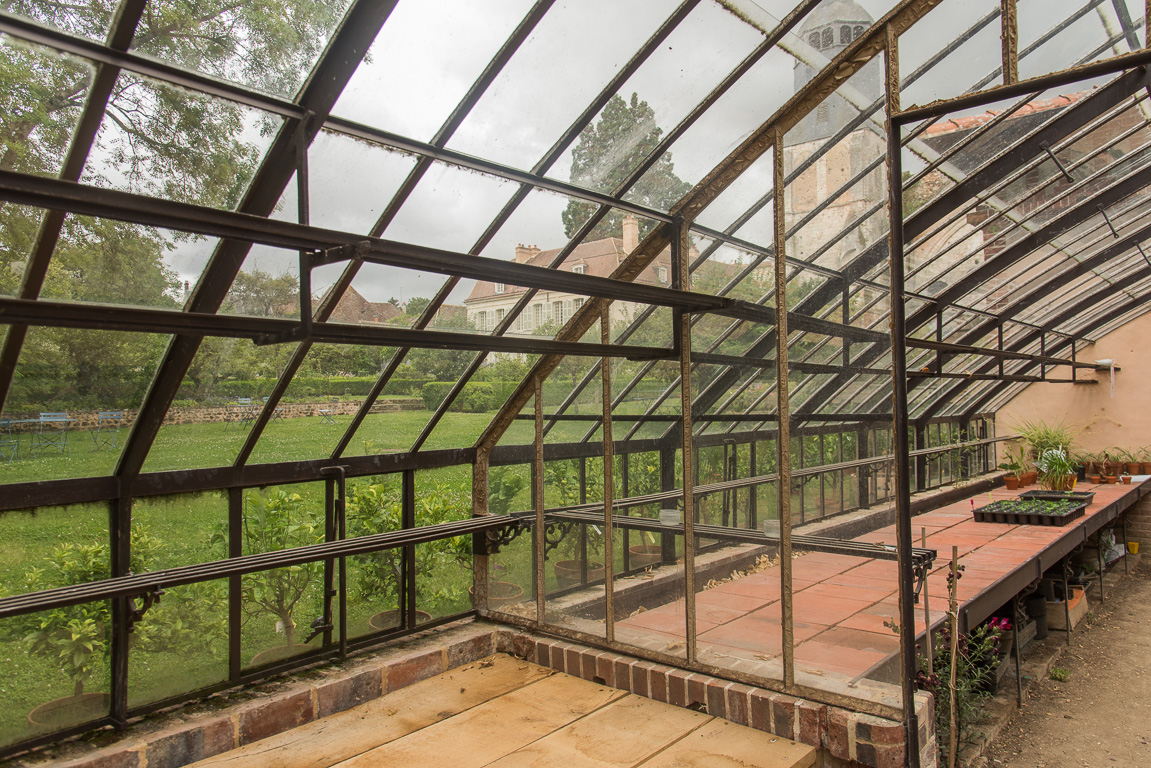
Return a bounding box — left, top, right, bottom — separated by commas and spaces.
1142, 462, 1151, 475
249, 644, 313, 666
553, 560, 605, 590
628, 544, 662, 568
1126, 462, 1141, 475
469, 581, 525, 610
1088, 475, 1101, 484
1104, 475, 1119, 484
1121, 476, 1132, 484
1022, 470, 1038, 486
26, 692, 109, 728
1004, 476, 1021, 490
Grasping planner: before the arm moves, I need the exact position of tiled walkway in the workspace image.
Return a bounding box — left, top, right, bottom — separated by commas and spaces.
616, 480, 1142, 684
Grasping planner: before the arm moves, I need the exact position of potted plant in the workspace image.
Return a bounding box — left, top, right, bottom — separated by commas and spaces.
1036, 448, 1076, 492
1139, 446, 1151, 475
1116, 448, 1142, 476
478, 468, 528, 609
346, 478, 472, 630
1015, 419, 1077, 459
998, 444, 1028, 491
227, 487, 323, 664
18, 526, 157, 726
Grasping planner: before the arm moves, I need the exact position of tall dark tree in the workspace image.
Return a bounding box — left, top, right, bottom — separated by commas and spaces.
562, 93, 691, 243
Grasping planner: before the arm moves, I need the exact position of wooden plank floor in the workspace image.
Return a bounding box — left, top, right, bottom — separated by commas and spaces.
190, 655, 816, 768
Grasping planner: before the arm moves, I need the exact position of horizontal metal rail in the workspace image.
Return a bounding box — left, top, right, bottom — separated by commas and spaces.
0, 515, 515, 619
906, 338, 1110, 370
527, 509, 937, 569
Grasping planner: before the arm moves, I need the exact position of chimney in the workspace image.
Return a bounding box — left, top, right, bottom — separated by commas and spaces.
622, 215, 639, 254
515, 243, 541, 263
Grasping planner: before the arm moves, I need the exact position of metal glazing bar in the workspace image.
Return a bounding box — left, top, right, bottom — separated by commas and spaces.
906, 338, 1103, 369
772, 129, 795, 690
534, 379, 545, 624
1002, 0, 1019, 85
601, 304, 615, 642
675, 215, 697, 663
886, 28, 921, 766
894, 46, 1151, 124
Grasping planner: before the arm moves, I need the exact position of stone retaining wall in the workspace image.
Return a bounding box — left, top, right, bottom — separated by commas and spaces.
4, 399, 420, 432
1127, 494, 1151, 549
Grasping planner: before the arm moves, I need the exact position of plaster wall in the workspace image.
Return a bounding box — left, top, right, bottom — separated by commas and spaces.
996, 310, 1151, 454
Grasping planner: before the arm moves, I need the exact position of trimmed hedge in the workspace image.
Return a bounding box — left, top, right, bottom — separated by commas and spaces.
421, 381, 520, 413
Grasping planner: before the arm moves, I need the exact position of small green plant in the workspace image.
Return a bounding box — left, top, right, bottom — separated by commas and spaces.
998, 443, 1029, 479
1049, 667, 1070, 681
489, 467, 527, 516
917, 622, 1004, 763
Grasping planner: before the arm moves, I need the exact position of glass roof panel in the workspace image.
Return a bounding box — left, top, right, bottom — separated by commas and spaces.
0, 36, 95, 178
625, 45, 795, 197
549, 0, 763, 196
221, 246, 302, 320
82, 72, 283, 210
898, 0, 1001, 108
277, 130, 419, 235
448, 0, 681, 172
245, 342, 395, 465
332, 0, 535, 143
381, 161, 519, 252
0, 203, 45, 295
1017, 0, 1142, 82
1, 0, 115, 40
130, 0, 355, 98
691, 145, 773, 233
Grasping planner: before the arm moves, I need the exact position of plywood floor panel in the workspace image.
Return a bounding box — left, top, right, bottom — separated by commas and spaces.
190, 656, 551, 768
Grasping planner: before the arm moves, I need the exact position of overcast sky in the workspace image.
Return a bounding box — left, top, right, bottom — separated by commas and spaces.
161, 0, 1144, 307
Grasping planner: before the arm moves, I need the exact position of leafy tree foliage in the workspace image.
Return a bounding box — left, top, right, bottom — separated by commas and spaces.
562, 93, 691, 243
0, 0, 347, 408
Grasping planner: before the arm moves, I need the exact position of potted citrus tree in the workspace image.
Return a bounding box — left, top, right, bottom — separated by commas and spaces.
18, 526, 157, 727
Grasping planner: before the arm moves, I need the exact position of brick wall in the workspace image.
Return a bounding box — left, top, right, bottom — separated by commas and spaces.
1127, 495, 1151, 549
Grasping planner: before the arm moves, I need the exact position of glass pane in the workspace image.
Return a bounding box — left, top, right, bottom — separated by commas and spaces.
131, 0, 354, 98
5, 329, 169, 481
898, 1, 1002, 107
0, 38, 94, 177
1, 0, 115, 39
83, 72, 282, 210
239, 484, 326, 667
333, 0, 535, 142
450, 0, 681, 172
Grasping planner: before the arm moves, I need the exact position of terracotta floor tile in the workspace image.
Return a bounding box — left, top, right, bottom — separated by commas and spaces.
802, 581, 890, 605
793, 639, 887, 678
695, 587, 774, 612
811, 625, 901, 655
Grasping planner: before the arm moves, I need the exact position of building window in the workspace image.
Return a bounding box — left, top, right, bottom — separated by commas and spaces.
821, 28, 833, 48
853, 25, 864, 40
476, 311, 487, 331
657, 266, 668, 283
495, 308, 505, 326
533, 303, 544, 327
808, 31, 820, 48
840, 25, 851, 44
573, 297, 584, 312
817, 103, 830, 123
572, 264, 585, 275
553, 300, 564, 324
494, 283, 505, 294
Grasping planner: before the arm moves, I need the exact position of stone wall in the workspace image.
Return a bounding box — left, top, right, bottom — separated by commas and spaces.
4, 398, 420, 432
1127, 494, 1151, 549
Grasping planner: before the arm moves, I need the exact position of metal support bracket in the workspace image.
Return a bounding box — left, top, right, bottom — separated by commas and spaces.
475, 518, 529, 556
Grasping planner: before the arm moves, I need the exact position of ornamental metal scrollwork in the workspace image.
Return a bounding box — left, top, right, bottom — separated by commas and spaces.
127, 585, 165, 634
484, 520, 528, 555
543, 520, 577, 555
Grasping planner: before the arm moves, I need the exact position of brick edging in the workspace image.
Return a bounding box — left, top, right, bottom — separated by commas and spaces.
31, 623, 496, 768
494, 628, 937, 768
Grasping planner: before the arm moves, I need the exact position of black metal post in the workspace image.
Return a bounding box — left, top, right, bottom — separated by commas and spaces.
660, 445, 677, 565
228, 487, 243, 680
402, 469, 416, 627
886, 34, 921, 766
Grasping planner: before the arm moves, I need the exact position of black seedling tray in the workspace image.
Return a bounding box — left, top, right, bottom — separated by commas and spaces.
1019, 490, 1095, 505
972, 498, 1087, 526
